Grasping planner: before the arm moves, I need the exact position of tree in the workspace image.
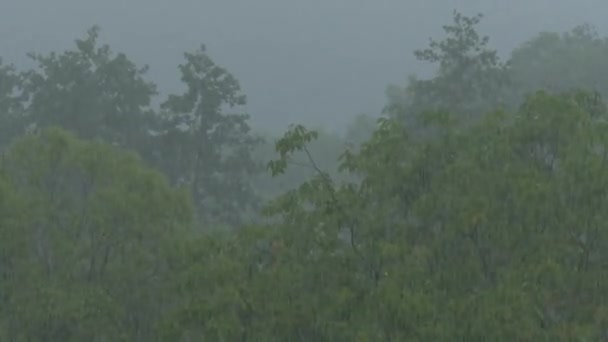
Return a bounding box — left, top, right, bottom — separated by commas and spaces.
344, 113, 376, 150
252, 126, 356, 202
0, 58, 27, 150
22, 26, 158, 149
0, 127, 193, 341
151, 45, 262, 227
4, 12, 608, 340
386, 10, 511, 128
257, 90, 608, 340
508, 24, 608, 101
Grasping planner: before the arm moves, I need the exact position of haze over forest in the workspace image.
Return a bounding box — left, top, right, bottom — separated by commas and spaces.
3, 0, 606, 132
4, 1, 608, 340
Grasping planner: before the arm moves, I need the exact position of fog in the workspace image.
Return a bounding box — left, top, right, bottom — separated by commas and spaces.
2, 0, 606, 132
4, 2, 608, 338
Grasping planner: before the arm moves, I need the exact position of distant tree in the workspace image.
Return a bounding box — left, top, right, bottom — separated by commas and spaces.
21, 26, 158, 149
344, 113, 376, 149
508, 24, 608, 100
150, 45, 262, 226
386, 10, 511, 127
0, 59, 27, 150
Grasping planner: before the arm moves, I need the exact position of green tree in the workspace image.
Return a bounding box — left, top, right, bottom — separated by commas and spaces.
344, 113, 376, 149
252, 126, 355, 202
22, 26, 158, 149
4, 12, 608, 341
151, 45, 262, 227
0, 127, 192, 341
257, 90, 608, 340
386, 10, 511, 128
508, 24, 608, 101
0, 58, 27, 150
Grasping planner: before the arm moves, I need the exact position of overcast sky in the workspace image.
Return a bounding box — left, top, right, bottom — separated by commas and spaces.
1, 0, 606, 133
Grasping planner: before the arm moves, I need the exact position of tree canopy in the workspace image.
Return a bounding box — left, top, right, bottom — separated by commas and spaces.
1, 10, 608, 341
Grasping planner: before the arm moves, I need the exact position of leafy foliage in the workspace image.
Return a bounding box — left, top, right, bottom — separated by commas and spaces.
2, 12, 608, 341
0, 127, 192, 341
150, 45, 262, 226
22, 26, 158, 148
0, 58, 27, 149
509, 24, 608, 99
248, 90, 608, 340
386, 10, 511, 127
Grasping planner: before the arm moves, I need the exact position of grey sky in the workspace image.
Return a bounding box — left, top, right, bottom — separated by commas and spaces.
1, 0, 606, 133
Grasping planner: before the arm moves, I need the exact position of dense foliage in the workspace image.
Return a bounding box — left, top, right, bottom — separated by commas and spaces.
2, 10, 608, 341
